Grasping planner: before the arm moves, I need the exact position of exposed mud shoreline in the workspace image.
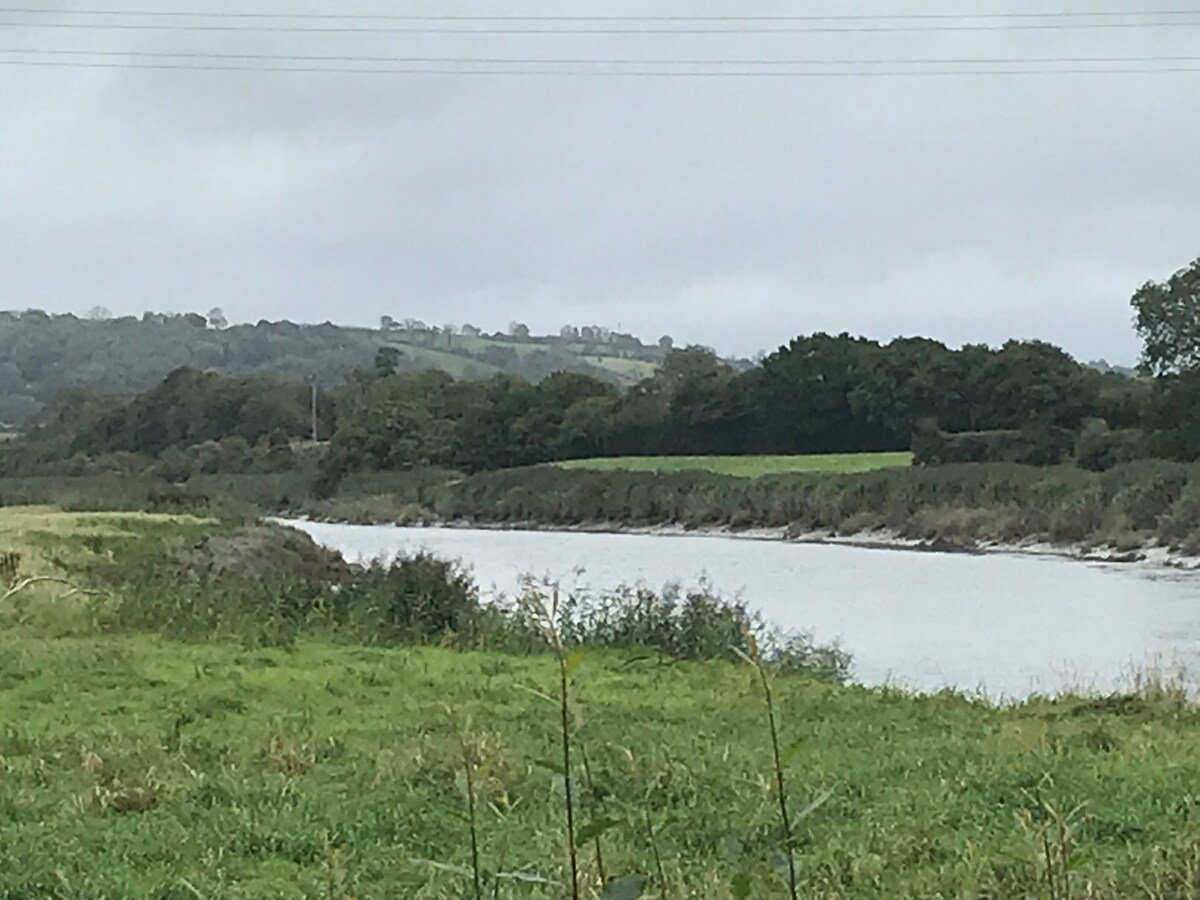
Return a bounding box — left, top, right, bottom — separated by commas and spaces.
277, 514, 1200, 571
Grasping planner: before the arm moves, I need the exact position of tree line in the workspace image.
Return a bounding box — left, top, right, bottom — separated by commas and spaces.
319, 335, 1155, 482
0, 310, 657, 429
3, 255, 1198, 483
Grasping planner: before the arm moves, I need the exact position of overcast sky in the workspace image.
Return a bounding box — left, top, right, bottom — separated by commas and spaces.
2, 1, 1198, 362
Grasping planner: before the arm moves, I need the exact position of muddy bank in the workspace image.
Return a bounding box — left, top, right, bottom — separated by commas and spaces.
276, 513, 1200, 571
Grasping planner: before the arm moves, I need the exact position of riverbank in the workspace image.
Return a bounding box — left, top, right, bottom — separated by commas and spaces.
283, 514, 1200, 571
8, 459, 1200, 567
7, 508, 1200, 895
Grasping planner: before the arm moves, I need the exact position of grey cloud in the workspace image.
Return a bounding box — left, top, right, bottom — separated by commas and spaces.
2, 0, 1197, 362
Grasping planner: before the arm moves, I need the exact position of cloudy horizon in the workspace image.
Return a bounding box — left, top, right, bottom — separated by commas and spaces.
3, 1, 1198, 364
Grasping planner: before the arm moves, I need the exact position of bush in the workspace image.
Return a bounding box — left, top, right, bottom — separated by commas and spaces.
913, 424, 1073, 467
523, 580, 851, 682
337, 553, 480, 642
1075, 419, 1146, 472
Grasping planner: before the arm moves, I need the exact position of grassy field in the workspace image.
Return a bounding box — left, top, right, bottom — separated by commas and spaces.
589, 356, 660, 383
0, 506, 202, 586
3, 636, 1200, 898
3, 510, 1200, 896
379, 332, 660, 385
0, 506, 215, 635
556, 452, 914, 478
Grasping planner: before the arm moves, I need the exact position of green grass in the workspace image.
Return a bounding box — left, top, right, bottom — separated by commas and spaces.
556, 452, 914, 478
380, 331, 661, 384
589, 356, 659, 384
0, 506, 208, 586
2, 636, 1200, 898
6, 507, 1200, 897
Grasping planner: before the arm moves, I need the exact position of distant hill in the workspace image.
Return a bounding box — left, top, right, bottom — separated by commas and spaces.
0, 310, 670, 428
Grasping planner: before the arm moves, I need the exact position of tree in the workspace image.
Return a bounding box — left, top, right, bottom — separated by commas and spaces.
86, 306, 112, 321
509, 322, 531, 341
749, 333, 888, 454
1132, 256, 1200, 376
207, 307, 228, 330
374, 346, 402, 377
658, 335, 674, 352
380, 315, 396, 332
560, 325, 580, 341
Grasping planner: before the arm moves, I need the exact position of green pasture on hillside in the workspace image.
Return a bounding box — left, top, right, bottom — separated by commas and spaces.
556, 452, 913, 478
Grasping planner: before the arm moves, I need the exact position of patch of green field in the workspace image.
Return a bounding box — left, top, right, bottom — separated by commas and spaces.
0, 635, 1198, 897
590, 356, 659, 383
557, 452, 914, 477
0, 508, 215, 638
0, 507, 209, 580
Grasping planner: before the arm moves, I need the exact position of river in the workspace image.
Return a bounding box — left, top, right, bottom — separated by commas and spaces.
288, 521, 1200, 699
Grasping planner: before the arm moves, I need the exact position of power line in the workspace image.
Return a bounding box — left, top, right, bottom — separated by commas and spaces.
2, 19, 1200, 35
2, 57, 1197, 77
5, 46, 1199, 67
1, 8, 1199, 21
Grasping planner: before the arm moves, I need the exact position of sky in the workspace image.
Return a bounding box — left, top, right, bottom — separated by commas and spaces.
2, 2, 1198, 363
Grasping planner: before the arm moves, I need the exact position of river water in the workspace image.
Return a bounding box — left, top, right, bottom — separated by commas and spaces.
289, 521, 1200, 699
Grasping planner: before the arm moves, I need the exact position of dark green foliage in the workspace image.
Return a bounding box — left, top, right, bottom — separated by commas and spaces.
0, 311, 646, 428
913, 423, 1074, 467
320, 337, 1143, 481
319, 370, 619, 482
1131, 256, 1200, 376
751, 335, 1097, 454
1143, 370, 1200, 462
0, 369, 333, 479
1075, 420, 1146, 472
73, 368, 332, 457
1, 321, 1171, 482
337, 553, 480, 641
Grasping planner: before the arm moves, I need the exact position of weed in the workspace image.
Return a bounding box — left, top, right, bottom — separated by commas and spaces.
737, 634, 798, 899
521, 586, 582, 899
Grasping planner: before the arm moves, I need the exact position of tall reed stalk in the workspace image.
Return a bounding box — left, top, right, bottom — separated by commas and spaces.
737, 637, 798, 900
460, 729, 484, 900
580, 744, 607, 885
523, 584, 580, 899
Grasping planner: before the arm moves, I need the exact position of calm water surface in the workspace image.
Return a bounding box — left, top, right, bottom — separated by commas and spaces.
289, 521, 1200, 699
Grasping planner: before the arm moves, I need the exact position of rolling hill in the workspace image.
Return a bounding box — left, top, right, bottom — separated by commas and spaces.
0, 311, 668, 428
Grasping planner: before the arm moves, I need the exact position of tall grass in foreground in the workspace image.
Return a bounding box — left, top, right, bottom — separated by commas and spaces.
737, 635, 798, 899
522, 588, 581, 899
22, 514, 1200, 894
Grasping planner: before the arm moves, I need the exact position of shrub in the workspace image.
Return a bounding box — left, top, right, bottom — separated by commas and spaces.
337, 553, 480, 642
913, 424, 1073, 467
530, 580, 851, 682
1075, 419, 1146, 472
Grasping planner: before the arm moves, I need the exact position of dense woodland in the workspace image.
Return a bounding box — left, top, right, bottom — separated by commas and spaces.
0, 310, 672, 428
2, 256, 1198, 485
